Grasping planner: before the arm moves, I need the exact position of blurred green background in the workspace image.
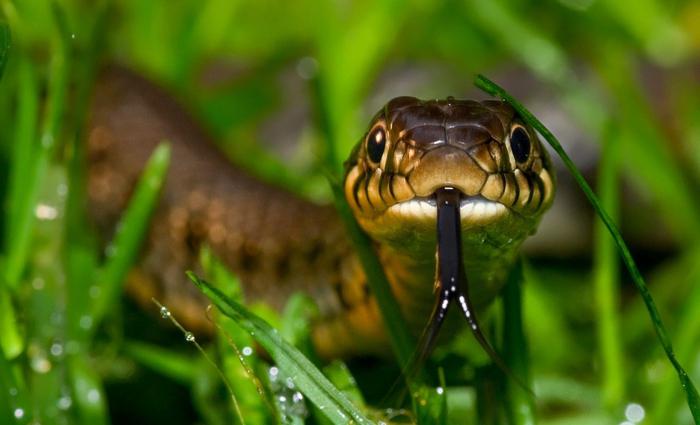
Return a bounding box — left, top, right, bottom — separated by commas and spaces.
1, 0, 699, 424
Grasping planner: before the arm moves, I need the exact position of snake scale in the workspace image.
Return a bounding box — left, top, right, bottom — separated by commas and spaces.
86, 67, 555, 359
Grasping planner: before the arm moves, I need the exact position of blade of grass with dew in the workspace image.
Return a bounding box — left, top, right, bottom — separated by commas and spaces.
649, 246, 700, 422
188, 272, 373, 425
474, 74, 700, 422
592, 123, 624, 409
67, 353, 108, 425
201, 247, 274, 425
0, 344, 30, 425
154, 297, 247, 425
91, 143, 170, 327
502, 259, 535, 425
412, 384, 447, 425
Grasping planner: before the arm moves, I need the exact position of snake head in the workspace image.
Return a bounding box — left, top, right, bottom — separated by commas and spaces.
344, 96, 555, 261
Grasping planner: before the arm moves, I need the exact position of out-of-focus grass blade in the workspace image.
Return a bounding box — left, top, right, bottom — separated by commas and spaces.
0, 344, 30, 424
412, 384, 447, 425
474, 74, 700, 423
4, 39, 66, 288
0, 21, 9, 79
502, 259, 535, 425
594, 48, 700, 243
280, 293, 318, 361
188, 272, 373, 425
91, 143, 170, 325
201, 247, 274, 425
313, 0, 406, 166
649, 246, 700, 423
0, 286, 21, 359
592, 124, 624, 408
322, 361, 365, 409
68, 354, 108, 425
124, 342, 196, 385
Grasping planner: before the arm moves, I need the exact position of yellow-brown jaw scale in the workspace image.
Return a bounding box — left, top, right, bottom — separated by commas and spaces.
344, 96, 555, 316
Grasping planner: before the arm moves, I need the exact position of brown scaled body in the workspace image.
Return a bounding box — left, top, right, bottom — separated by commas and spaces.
86, 68, 379, 358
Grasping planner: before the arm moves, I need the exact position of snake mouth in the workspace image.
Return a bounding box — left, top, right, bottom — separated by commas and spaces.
385, 188, 508, 224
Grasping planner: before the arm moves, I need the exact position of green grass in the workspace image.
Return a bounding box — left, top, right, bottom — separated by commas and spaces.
474, 73, 700, 422
1, 0, 699, 424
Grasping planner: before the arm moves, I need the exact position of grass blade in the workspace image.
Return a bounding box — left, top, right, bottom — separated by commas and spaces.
188, 272, 373, 425
0, 20, 9, 79
592, 124, 624, 408
502, 259, 535, 425
67, 354, 108, 425
91, 143, 171, 326
474, 74, 700, 423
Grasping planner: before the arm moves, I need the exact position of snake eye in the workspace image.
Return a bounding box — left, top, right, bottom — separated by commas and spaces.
509, 126, 531, 164
366, 127, 386, 164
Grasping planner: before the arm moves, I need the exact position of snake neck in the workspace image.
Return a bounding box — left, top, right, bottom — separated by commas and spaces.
376, 225, 525, 330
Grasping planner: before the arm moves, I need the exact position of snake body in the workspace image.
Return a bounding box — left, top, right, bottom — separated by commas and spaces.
86, 68, 555, 359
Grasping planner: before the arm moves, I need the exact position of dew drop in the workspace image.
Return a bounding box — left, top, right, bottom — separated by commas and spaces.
436, 386, 444, 395
241, 346, 253, 356
31, 355, 52, 374
50, 342, 64, 357
35, 203, 58, 220
159, 306, 171, 319
624, 402, 645, 423
185, 332, 195, 342
57, 183, 68, 197
32, 277, 45, 290
14, 408, 24, 419
89, 285, 101, 299
296, 56, 318, 80
79, 315, 93, 330
57, 395, 72, 410
87, 389, 100, 403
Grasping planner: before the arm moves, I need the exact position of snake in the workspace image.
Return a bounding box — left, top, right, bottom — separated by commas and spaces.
86, 67, 555, 360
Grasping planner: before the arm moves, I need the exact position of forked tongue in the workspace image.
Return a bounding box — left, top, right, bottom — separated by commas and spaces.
406, 187, 532, 394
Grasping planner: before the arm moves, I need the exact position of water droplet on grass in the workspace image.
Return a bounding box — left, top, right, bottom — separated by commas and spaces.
160, 306, 171, 318
87, 389, 100, 403
79, 315, 93, 330
57, 396, 72, 410
50, 342, 63, 357
185, 332, 195, 342
624, 402, 645, 423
